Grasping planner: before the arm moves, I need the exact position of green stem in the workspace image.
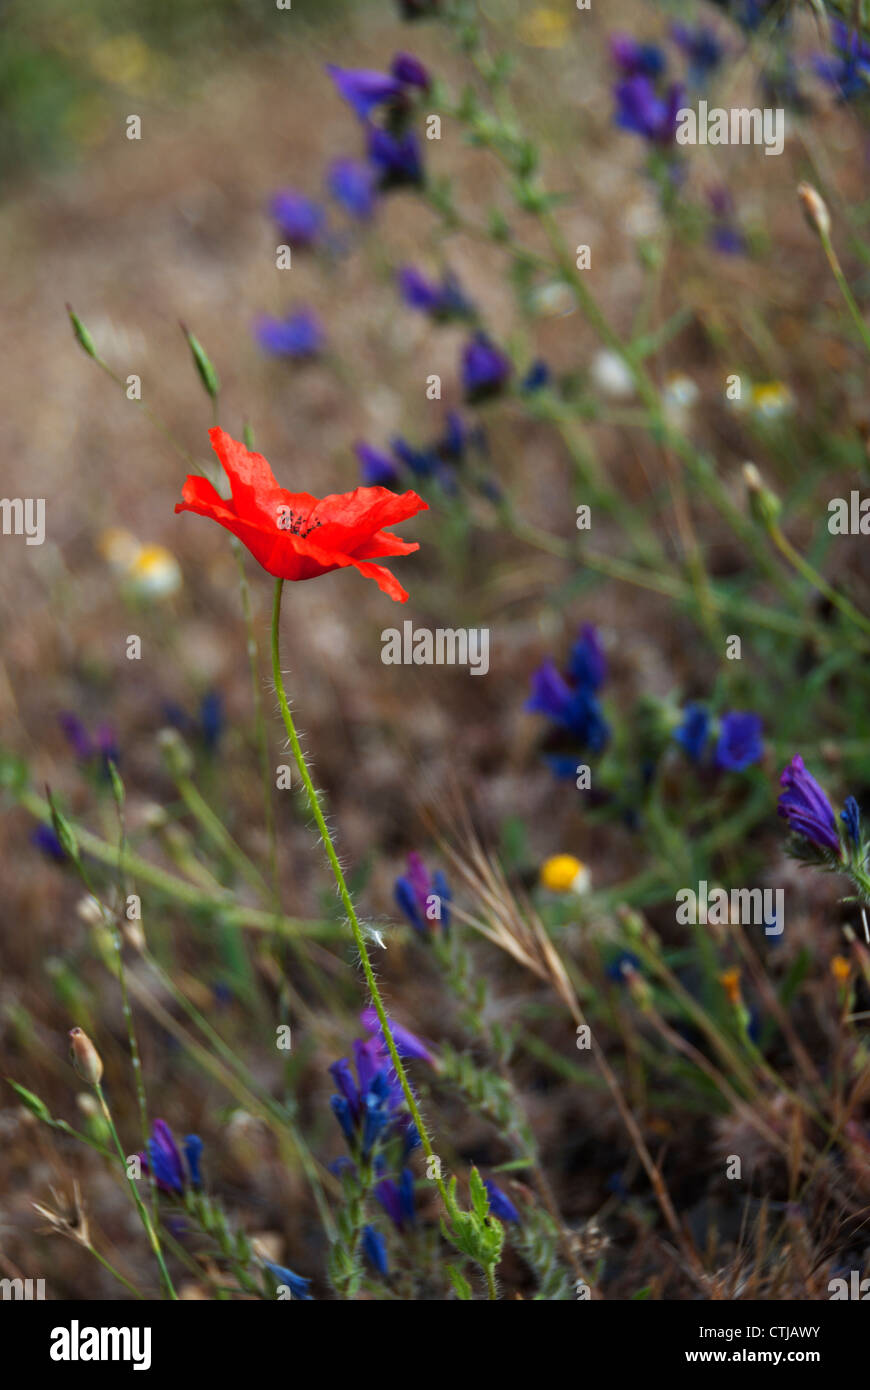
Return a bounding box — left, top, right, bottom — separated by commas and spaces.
765, 521, 870, 637
94, 1083, 177, 1300
270, 578, 450, 1214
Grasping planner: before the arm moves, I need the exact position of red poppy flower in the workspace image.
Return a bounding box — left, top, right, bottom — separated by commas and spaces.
175, 429, 428, 602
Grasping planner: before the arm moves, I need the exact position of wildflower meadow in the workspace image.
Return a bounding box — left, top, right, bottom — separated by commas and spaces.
3, 0, 870, 1354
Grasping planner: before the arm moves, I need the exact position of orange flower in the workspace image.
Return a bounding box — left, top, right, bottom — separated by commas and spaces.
175, 429, 428, 603
718, 968, 742, 1007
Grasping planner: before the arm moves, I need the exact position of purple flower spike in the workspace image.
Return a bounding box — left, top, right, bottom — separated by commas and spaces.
360, 1007, 435, 1065
778, 756, 843, 857
268, 190, 325, 245
714, 711, 763, 771
253, 309, 324, 359
326, 64, 405, 120
328, 158, 377, 220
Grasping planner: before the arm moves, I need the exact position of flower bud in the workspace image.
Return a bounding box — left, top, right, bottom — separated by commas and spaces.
742, 462, 782, 529
69, 1027, 103, 1086
797, 183, 830, 241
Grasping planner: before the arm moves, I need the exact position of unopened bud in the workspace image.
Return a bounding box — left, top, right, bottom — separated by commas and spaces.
158, 727, 193, 779
69, 1027, 103, 1086
797, 183, 830, 240
742, 461, 781, 529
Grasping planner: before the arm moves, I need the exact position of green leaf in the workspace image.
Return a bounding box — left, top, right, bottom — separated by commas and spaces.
446, 1264, 473, 1300
66, 304, 98, 359
46, 788, 79, 864
469, 1166, 490, 1221
181, 324, 220, 400
7, 1080, 52, 1123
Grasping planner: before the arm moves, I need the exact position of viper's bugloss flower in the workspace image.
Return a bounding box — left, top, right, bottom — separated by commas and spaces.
59, 713, 119, 771
483, 1179, 520, 1224
397, 265, 473, 320
327, 64, 405, 120
609, 35, 665, 78
356, 441, 400, 489
614, 77, 684, 144
375, 1167, 416, 1230
394, 851, 451, 935
714, 711, 763, 771
814, 21, 870, 102
526, 660, 610, 753
362, 1224, 389, 1276
328, 157, 377, 219
605, 950, 642, 983
671, 23, 724, 81
264, 1261, 312, 1300
367, 125, 424, 188
437, 409, 486, 463
198, 690, 223, 753
32, 824, 67, 862
462, 332, 512, 401
674, 703, 710, 762
140, 1119, 203, 1195
567, 623, 607, 691
841, 796, 861, 849
391, 52, 430, 90
360, 1007, 436, 1065
253, 308, 324, 359
708, 187, 745, 255
521, 359, 551, 393
391, 435, 439, 477
175, 429, 427, 603
778, 755, 842, 856
329, 1037, 417, 1157
269, 190, 325, 245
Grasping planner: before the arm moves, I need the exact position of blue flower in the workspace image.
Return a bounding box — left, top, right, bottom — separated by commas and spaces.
567, 623, 606, 692
141, 1119, 202, 1195
609, 35, 665, 78
199, 690, 223, 753
814, 21, 870, 101
483, 1179, 520, 1223
521, 359, 551, 393
360, 1006, 436, 1065
391, 52, 430, 90
673, 703, 710, 762
327, 158, 377, 219
58, 713, 119, 772
841, 796, 861, 849
327, 64, 406, 120
525, 659, 610, 752
329, 1036, 416, 1158
362, 1224, 390, 1276
714, 711, 763, 771
605, 950, 642, 983
264, 1261, 313, 1300
375, 1167, 416, 1230
254, 309, 324, 358
356, 442, 400, 488
778, 755, 841, 856
367, 126, 424, 188
671, 23, 724, 82
398, 265, 473, 320
394, 851, 451, 934
391, 435, 439, 477
614, 77, 685, 144
462, 332, 512, 401
268, 189, 325, 245
32, 824, 66, 862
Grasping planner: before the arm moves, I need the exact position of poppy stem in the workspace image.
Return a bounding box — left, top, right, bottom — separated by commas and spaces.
270, 578, 451, 1216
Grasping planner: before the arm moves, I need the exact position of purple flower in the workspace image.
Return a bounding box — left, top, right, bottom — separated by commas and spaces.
391, 52, 430, 90
391, 435, 438, 477
714, 711, 763, 771
674, 703, 710, 762
606, 950, 642, 984
327, 158, 377, 219
394, 851, 451, 935
140, 1119, 202, 1195
254, 309, 324, 358
814, 21, 870, 101
329, 1036, 416, 1158
327, 64, 405, 120
462, 332, 512, 400
355, 441, 400, 488
841, 796, 861, 849
58, 712, 93, 760
521, 359, 551, 393
609, 35, 665, 78
671, 24, 724, 81
614, 77, 685, 144
264, 1262, 312, 1300
483, 1179, 520, 1223
567, 623, 606, 692
525, 659, 610, 752
367, 125, 424, 187
374, 1167, 416, 1230
268, 189, 325, 245
398, 266, 473, 320
362, 1224, 389, 1276
32, 824, 66, 862
778, 755, 842, 856
360, 1007, 436, 1065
